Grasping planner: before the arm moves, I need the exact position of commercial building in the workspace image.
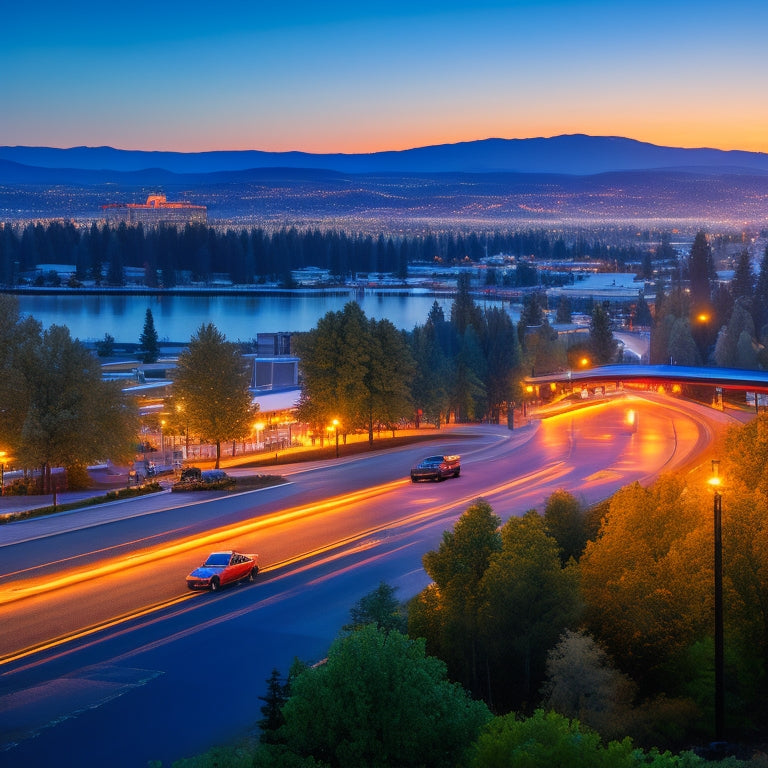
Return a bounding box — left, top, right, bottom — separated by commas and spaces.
101, 194, 207, 227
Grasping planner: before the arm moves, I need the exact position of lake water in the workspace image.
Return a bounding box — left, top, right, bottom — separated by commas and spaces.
15, 291, 515, 344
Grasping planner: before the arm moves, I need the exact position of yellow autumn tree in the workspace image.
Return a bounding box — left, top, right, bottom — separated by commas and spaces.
579, 475, 711, 688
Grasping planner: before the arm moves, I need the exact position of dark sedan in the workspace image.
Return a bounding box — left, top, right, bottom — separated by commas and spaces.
186, 550, 259, 591
410, 454, 461, 482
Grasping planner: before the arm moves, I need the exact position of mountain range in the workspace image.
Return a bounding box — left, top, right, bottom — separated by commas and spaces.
2, 135, 768, 227
2, 134, 768, 176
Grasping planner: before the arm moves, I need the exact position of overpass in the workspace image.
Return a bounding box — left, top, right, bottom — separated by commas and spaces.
524, 364, 768, 402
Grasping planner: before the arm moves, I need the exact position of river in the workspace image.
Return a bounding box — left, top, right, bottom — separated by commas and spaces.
14, 290, 516, 344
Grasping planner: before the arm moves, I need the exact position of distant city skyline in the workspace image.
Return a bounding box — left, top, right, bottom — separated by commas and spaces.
4, 0, 768, 155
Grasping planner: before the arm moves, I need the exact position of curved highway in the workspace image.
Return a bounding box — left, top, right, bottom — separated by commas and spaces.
0, 392, 740, 767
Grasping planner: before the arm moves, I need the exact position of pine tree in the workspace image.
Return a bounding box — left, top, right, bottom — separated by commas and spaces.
687, 231, 715, 310
257, 668, 289, 744
589, 303, 617, 364
732, 249, 755, 304
753, 244, 768, 338
139, 308, 159, 364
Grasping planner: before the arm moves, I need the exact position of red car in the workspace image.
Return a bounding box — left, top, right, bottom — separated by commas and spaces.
186, 550, 259, 591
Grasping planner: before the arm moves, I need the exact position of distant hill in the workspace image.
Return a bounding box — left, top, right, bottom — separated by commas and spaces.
3, 135, 768, 226
3, 134, 768, 176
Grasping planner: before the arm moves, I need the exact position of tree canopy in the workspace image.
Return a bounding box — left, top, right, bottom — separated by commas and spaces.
170, 323, 257, 468
295, 302, 415, 444
0, 297, 138, 491
264, 625, 491, 768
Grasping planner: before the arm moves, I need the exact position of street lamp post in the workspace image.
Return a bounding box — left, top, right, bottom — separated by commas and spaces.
333, 419, 340, 458
0, 450, 6, 496
254, 421, 265, 451
710, 460, 725, 743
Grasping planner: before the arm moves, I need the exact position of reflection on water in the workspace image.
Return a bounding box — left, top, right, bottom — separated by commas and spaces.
15, 292, 515, 343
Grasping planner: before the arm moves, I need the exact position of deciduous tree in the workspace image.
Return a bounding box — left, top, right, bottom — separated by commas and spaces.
410, 500, 502, 700
265, 626, 490, 768
171, 323, 256, 468
16, 324, 138, 491
579, 476, 711, 691
478, 510, 581, 711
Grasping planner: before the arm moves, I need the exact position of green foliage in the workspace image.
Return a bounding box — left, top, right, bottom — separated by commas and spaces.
543, 489, 588, 564
269, 625, 491, 768
667, 317, 700, 366
412, 500, 582, 711
171, 743, 256, 768
139, 307, 159, 363
589, 302, 618, 364
579, 476, 710, 690
95, 332, 115, 357
65, 462, 92, 490
170, 477, 236, 492
469, 709, 727, 768
409, 315, 452, 427
483, 306, 522, 420
171, 323, 257, 468
687, 231, 715, 310
453, 326, 487, 421
541, 630, 637, 741
342, 582, 407, 634
479, 511, 582, 711
470, 709, 638, 768
295, 302, 415, 445
258, 668, 290, 744
714, 301, 756, 369
11, 324, 139, 485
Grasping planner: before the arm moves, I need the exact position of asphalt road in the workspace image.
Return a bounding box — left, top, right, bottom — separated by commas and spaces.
0, 394, 740, 767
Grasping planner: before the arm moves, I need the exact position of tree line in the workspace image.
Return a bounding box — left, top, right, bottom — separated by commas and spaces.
651, 232, 768, 370
296, 276, 621, 436
175, 415, 768, 766
1, 220, 652, 287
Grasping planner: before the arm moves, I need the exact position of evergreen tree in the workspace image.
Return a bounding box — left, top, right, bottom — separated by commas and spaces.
343, 582, 407, 634
257, 668, 289, 744
139, 308, 159, 364
687, 230, 715, 311
633, 291, 653, 328
732, 249, 754, 304
753, 244, 768, 338
555, 295, 571, 324
667, 317, 700, 366
450, 272, 484, 337
589, 303, 617, 364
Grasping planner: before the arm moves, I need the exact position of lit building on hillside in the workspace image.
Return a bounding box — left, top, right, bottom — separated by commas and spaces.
101, 194, 207, 227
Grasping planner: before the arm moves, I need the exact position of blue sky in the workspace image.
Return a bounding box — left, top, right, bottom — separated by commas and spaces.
3, 0, 768, 153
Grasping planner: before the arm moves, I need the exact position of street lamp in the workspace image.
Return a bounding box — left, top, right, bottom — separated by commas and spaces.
332, 418, 340, 458
709, 460, 724, 743
254, 421, 265, 450
0, 450, 6, 496
176, 403, 189, 456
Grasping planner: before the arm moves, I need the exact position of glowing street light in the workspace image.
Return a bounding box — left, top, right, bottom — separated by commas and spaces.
332, 418, 340, 458
0, 450, 6, 496
253, 421, 265, 450
709, 460, 725, 743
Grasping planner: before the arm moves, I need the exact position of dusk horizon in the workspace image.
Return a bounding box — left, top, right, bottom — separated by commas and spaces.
6, 131, 768, 156
5, 0, 768, 155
